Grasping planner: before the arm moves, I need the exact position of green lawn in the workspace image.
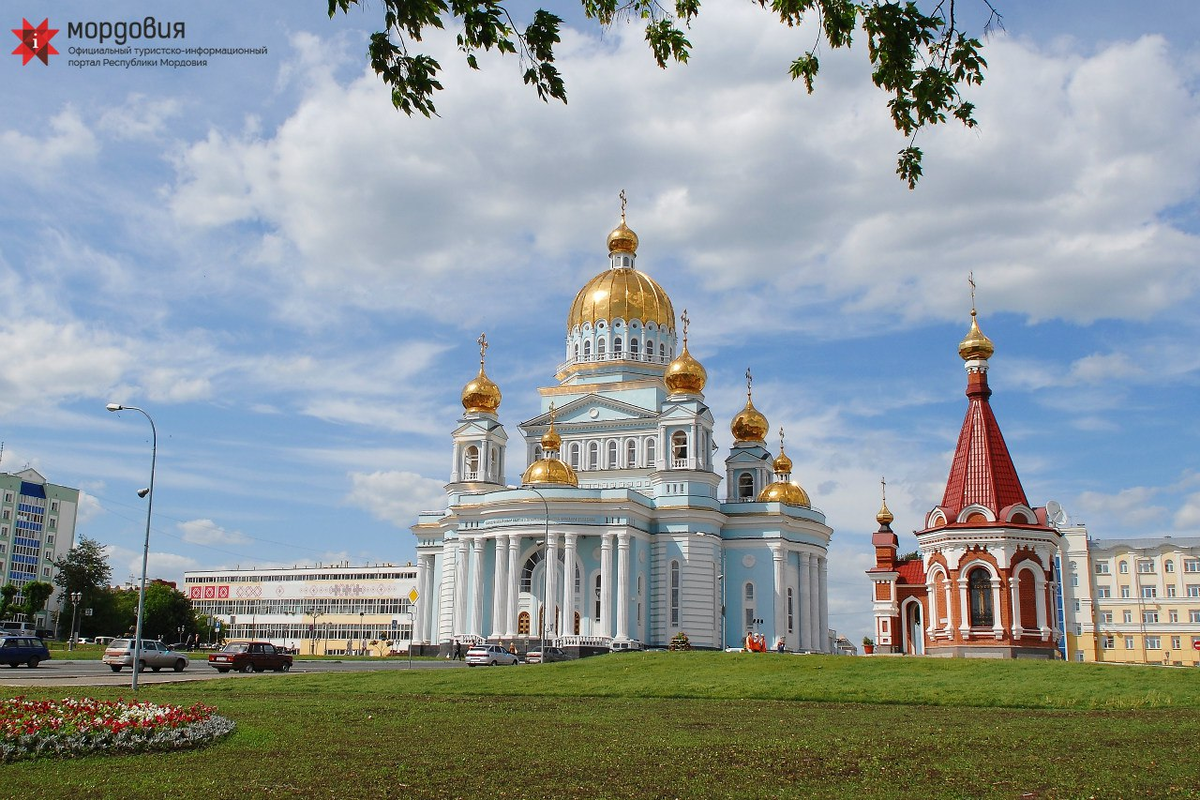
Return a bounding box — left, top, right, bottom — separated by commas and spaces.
4, 652, 1200, 798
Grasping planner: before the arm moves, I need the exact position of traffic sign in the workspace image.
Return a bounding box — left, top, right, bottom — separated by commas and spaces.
408, 588, 419, 603
1193, 638, 1200, 651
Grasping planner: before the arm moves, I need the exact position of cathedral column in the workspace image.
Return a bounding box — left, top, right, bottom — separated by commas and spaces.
1035, 573, 1050, 639
492, 534, 508, 639
797, 552, 810, 650
600, 534, 614, 638
1009, 575, 1023, 638
505, 534, 521, 638
818, 556, 829, 653
544, 532, 559, 640
470, 538, 485, 637
562, 533, 577, 638
615, 532, 630, 641
453, 539, 468, 639
415, 554, 432, 644
957, 577, 970, 638
771, 545, 785, 647
808, 553, 820, 651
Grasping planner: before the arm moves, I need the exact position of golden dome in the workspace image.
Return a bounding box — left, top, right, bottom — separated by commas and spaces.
664, 310, 706, 394
772, 451, 793, 474
541, 423, 562, 452
521, 458, 578, 487
757, 480, 811, 507
461, 333, 501, 414
876, 500, 894, 526
958, 310, 994, 361
607, 218, 639, 255
567, 267, 675, 332
731, 397, 769, 443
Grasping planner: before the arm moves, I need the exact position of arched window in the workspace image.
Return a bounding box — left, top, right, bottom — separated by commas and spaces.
659, 343, 666, 360
583, 340, 591, 358
464, 445, 480, 479
614, 337, 623, 355
787, 587, 794, 633
607, 440, 618, 468
670, 560, 681, 626
598, 338, 606, 357
737, 473, 755, 500
630, 337, 640, 356
1166, 560, 1175, 573
588, 441, 600, 470
968, 568, 993, 627
626, 439, 638, 468
573, 342, 579, 360
671, 431, 688, 462
646, 339, 655, 360
534, 445, 544, 461
646, 438, 657, 468
490, 447, 499, 480
574, 611, 580, 635
521, 550, 544, 593
518, 611, 530, 635
569, 442, 581, 470
594, 574, 602, 621
743, 582, 756, 632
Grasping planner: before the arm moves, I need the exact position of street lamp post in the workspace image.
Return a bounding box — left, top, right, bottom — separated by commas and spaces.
308, 607, 324, 655
359, 610, 366, 656
67, 591, 82, 651
106, 402, 157, 692
525, 486, 552, 651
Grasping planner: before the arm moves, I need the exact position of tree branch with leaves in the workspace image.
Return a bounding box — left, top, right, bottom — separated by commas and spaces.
330, 0, 999, 186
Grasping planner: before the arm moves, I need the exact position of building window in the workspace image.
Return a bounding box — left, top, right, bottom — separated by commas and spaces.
646, 438, 657, 468
583, 340, 591, 358
737, 473, 754, 500
1191, 610, 1200, 623
614, 337, 623, 356
588, 442, 600, 470
518, 612, 530, 635
1137, 560, 1155, 574
1146, 636, 1161, 650
569, 443, 582, 470
1142, 586, 1157, 599
630, 337, 640, 356
1100, 612, 1113, 624
1096, 585, 1111, 598
669, 561, 680, 626
574, 611, 580, 636
1184, 559, 1200, 573
626, 440, 638, 468
1169, 610, 1179, 623
594, 575, 602, 621
967, 568, 993, 627
1101, 635, 1115, 650
1166, 560, 1175, 574
598, 338, 607, 357
463, 446, 480, 478
3, 493, 11, 503
743, 582, 755, 632
787, 588, 794, 633
1120, 586, 1131, 599
671, 431, 688, 462
1071, 574, 1078, 587
606, 440, 618, 468
1074, 600, 1080, 612
1171, 636, 1181, 651
1124, 636, 1135, 649
1123, 610, 1133, 623
1143, 611, 1159, 624
1119, 561, 1129, 574
1168, 586, 1177, 598
1094, 563, 1110, 575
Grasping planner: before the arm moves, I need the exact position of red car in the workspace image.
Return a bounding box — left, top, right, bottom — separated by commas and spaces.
208, 641, 293, 673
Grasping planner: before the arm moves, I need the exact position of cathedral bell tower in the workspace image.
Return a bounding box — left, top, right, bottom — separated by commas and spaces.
449, 333, 508, 494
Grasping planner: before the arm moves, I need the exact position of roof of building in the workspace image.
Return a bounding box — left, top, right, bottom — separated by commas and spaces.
1089, 536, 1200, 551
896, 559, 925, 585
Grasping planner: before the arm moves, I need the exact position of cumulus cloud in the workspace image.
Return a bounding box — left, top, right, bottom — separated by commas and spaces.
346, 470, 448, 527
178, 519, 251, 546
0, 107, 98, 172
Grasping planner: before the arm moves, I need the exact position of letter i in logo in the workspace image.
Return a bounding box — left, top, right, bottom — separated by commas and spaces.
11, 18, 60, 65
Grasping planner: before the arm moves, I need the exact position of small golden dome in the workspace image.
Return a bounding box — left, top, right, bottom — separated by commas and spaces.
664, 310, 706, 395
958, 310, 994, 361
541, 422, 562, 453
731, 397, 769, 443
567, 266, 675, 332
521, 458, 578, 487
773, 450, 793, 474
757, 480, 811, 507
876, 500, 894, 526
461, 333, 501, 414
607, 218, 639, 255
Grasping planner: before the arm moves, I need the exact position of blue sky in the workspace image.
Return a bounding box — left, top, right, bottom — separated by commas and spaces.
3, 1, 1198, 644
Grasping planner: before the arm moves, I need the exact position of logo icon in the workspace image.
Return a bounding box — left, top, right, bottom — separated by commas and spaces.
11, 18, 59, 65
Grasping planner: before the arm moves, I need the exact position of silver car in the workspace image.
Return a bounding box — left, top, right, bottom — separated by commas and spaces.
465, 644, 520, 666
102, 639, 189, 673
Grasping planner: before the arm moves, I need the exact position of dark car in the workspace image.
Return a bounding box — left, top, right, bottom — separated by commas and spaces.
526, 646, 568, 664
0, 635, 51, 668
208, 641, 294, 673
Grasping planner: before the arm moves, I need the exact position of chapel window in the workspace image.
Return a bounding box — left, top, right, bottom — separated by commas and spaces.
968, 568, 994, 627
738, 473, 755, 500
671, 431, 688, 462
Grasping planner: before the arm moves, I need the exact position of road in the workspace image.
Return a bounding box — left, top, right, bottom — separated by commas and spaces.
0, 656, 467, 688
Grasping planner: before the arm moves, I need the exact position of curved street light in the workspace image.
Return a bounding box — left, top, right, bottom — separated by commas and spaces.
106, 403, 156, 692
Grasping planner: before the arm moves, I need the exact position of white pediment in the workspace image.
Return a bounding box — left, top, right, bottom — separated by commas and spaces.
523, 394, 658, 428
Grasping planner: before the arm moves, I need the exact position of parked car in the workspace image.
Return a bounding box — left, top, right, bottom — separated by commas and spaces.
466, 644, 520, 666
208, 641, 293, 673
0, 635, 51, 668
525, 646, 568, 664
101, 639, 189, 673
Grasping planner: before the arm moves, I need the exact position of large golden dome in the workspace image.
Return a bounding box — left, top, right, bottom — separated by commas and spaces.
958, 310, 994, 361
757, 480, 811, 507
567, 267, 675, 332
731, 397, 769, 443
521, 458, 578, 487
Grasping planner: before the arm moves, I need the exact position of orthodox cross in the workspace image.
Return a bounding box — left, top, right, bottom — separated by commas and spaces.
681, 309, 690, 345
619, 189, 627, 220
778, 426, 786, 454
881, 476, 887, 503
745, 368, 753, 399
477, 332, 488, 366
968, 271, 977, 314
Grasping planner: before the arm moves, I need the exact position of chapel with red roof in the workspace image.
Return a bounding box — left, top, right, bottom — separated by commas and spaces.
866, 303, 1063, 658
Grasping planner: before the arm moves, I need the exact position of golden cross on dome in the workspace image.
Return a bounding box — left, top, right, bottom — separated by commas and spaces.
968, 271, 977, 315
681, 309, 690, 344
547, 400, 556, 423
619, 189, 627, 220
881, 476, 887, 502
477, 333, 488, 366
745, 368, 753, 398
778, 426, 786, 453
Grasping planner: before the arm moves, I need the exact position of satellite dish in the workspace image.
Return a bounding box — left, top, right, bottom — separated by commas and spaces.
1046, 500, 1067, 527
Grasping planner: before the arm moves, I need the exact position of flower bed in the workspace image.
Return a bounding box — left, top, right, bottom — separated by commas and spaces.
1, 696, 235, 762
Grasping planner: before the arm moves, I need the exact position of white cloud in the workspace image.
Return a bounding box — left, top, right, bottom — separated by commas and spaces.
346, 470, 448, 527
96, 94, 182, 141
1173, 493, 1200, 529
0, 107, 97, 172
1075, 486, 1170, 530
177, 519, 251, 546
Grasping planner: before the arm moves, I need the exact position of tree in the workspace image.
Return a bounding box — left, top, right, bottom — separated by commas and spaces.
140, 583, 197, 641
328, 0, 998, 187
19, 581, 54, 621
53, 536, 113, 599
0, 584, 17, 620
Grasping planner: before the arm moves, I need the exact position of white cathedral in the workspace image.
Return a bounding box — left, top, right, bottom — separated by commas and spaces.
408, 210, 834, 655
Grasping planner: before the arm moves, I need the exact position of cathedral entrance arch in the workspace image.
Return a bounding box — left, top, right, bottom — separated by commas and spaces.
901, 598, 924, 655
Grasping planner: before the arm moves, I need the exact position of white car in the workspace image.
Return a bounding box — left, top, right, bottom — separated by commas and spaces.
102, 639, 189, 673
465, 644, 520, 666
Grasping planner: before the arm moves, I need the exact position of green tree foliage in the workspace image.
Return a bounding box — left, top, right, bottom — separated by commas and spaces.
19, 581, 54, 620
52, 536, 113, 599
140, 583, 197, 641
0, 584, 17, 620
329, 0, 997, 187
78, 586, 128, 639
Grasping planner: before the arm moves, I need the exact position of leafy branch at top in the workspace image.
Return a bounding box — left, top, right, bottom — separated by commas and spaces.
329, 0, 999, 187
